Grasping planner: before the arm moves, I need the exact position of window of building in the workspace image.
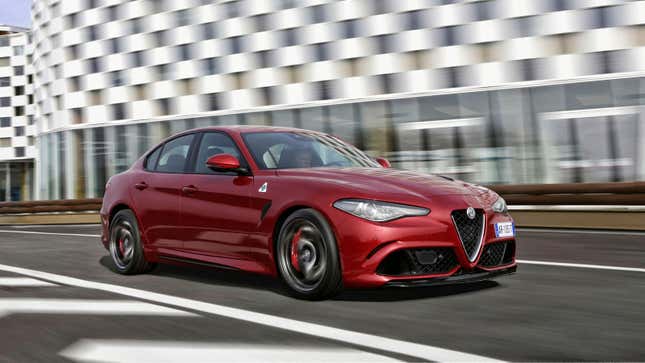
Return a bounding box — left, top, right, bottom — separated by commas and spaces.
113, 103, 127, 120
0, 38, 8, 47
111, 70, 125, 86
253, 14, 269, 32
0, 98, 9, 107
72, 108, 83, 123
256, 50, 271, 68
176, 9, 191, 27
0, 58, 8, 67
14, 126, 25, 136
107, 5, 118, 20
224, 1, 240, 18
229, 36, 242, 54
153, 30, 166, 47
15, 106, 24, 116
69, 76, 81, 92
130, 17, 143, 33
403, 10, 424, 31
14, 86, 24, 96
110, 38, 120, 53
202, 22, 217, 40
155, 134, 195, 173
90, 89, 102, 105
87, 25, 99, 41
0, 76, 9, 86
207, 93, 219, 110
132, 51, 144, 67
283, 28, 297, 47
67, 44, 79, 60
202, 57, 219, 74
14, 66, 24, 76
0, 118, 10, 127
66, 13, 78, 28
15, 147, 25, 157
309, 4, 326, 23
341, 19, 359, 38
177, 44, 191, 61
88, 58, 101, 73
312, 42, 330, 62
14, 46, 24, 56
0, 138, 11, 147
158, 98, 171, 115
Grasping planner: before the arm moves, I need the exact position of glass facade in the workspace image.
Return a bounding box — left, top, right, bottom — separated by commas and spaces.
37, 76, 645, 199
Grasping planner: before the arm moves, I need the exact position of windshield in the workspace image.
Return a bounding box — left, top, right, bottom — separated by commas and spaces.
242, 132, 381, 170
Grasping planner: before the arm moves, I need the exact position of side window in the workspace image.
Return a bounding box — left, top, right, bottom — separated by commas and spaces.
144, 146, 162, 170
156, 134, 195, 173
195, 132, 245, 174
262, 144, 285, 169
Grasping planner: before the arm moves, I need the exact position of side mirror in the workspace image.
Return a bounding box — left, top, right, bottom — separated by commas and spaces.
206, 154, 248, 174
375, 157, 391, 168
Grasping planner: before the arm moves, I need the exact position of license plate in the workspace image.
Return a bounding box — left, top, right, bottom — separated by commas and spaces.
494, 222, 515, 238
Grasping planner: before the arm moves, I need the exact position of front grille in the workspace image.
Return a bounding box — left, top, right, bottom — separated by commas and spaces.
479, 241, 516, 267
451, 209, 485, 261
377, 248, 458, 276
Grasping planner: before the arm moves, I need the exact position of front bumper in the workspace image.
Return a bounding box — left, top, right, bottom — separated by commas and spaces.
384, 265, 516, 287
328, 200, 517, 288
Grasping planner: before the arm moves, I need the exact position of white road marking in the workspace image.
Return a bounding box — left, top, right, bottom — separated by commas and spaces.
60, 340, 403, 363
0, 229, 100, 238
518, 259, 645, 273
0, 277, 57, 287
0, 263, 502, 363
0, 298, 196, 317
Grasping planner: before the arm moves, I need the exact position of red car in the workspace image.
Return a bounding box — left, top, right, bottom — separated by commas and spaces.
100, 126, 516, 299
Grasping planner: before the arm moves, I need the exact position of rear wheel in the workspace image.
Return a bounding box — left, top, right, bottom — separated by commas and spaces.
276, 209, 342, 300
109, 209, 156, 274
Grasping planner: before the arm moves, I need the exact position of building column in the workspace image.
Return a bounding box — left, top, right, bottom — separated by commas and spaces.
64, 130, 77, 199
84, 128, 96, 198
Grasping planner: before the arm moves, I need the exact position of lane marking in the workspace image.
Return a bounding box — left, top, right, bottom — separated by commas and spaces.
517, 228, 645, 236
518, 259, 645, 273
0, 277, 57, 287
0, 298, 196, 317
0, 230, 100, 238
60, 340, 403, 363
0, 263, 502, 362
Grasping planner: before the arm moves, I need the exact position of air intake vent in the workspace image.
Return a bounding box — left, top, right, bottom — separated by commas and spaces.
451, 209, 485, 262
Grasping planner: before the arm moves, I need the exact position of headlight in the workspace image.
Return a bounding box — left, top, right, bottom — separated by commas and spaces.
492, 197, 508, 214
333, 199, 429, 222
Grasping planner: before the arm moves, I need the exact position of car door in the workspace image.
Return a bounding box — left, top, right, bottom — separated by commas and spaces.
180, 132, 256, 260
129, 133, 197, 254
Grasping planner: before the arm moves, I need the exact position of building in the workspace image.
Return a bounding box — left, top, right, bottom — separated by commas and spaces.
6, 0, 645, 200
0, 25, 35, 201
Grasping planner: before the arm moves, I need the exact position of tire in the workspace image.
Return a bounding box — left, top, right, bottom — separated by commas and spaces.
109, 209, 156, 275
276, 208, 343, 300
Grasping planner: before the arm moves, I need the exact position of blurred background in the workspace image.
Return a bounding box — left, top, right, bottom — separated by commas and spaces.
0, 0, 644, 201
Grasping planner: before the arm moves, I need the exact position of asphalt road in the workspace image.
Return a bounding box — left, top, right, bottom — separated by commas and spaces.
0, 224, 644, 362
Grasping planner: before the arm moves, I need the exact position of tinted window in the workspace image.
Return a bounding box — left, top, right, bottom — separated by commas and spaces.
145, 146, 162, 170
155, 134, 194, 173
243, 132, 379, 170
195, 132, 245, 174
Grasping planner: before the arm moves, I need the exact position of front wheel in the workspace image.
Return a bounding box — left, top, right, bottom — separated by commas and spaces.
276, 209, 342, 300
109, 209, 156, 274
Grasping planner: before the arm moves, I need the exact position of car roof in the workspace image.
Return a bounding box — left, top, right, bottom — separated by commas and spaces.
177, 125, 322, 135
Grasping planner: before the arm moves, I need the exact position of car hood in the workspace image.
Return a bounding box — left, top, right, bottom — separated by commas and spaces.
276, 167, 490, 201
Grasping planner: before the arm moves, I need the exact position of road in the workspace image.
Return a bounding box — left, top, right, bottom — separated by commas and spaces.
0, 225, 644, 362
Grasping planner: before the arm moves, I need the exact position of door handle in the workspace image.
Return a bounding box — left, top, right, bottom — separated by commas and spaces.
181, 185, 198, 195
134, 182, 148, 190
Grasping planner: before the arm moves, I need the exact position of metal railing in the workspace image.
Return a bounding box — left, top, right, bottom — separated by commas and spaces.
0, 182, 644, 215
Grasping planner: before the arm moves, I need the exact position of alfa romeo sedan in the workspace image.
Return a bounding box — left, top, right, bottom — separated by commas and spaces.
100, 126, 516, 299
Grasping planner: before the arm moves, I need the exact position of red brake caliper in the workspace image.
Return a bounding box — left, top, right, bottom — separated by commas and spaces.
118, 237, 126, 256
290, 229, 302, 272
